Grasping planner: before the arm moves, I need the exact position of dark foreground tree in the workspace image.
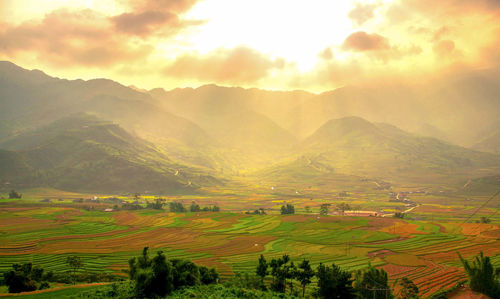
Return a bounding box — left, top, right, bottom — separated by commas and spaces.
296, 259, 314, 297
353, 265, 393, 299
315, 263, 355, 299
3, 263, 39, 293
128, 247, 218, 298
133, 250, 173, 298
269, 255, 290, 293
459, 251, 500, 298
399, 277, 419, 298
256, 254, 268, 290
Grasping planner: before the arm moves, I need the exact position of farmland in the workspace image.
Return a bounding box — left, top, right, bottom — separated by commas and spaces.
1, 188, 499, 298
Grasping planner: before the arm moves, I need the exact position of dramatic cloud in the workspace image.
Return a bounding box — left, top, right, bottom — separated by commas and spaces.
0, 9, 153, 67
112, 11, 177, 36
123, 0, 201, 14
111, 11, 203, 37
342, 31, 389, 52
348, 2, 379, 26
163, 46, 285, 84
0, 0, 499, 91
112, 0, 204, 37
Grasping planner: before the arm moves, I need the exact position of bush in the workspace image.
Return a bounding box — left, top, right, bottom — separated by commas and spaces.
8, 190, 22, 199
3, 263, 40, 293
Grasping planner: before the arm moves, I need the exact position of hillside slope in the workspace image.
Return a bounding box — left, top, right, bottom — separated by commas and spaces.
261, 117, 500, 185
0, 61, 212, 149
0, 114, 220, 193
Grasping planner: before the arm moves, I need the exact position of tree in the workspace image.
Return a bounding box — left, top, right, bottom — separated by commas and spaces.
320, 204, 330, 216
169, 202, 187, 212
399, 277, 419, 299
480, 217, 491, 224
135, 251, 174, 298
335, 202, 351, 215
199, 266, 218, 284
393, 212, 405, 219
316, 263, 355, 299
190, 201, 201, 212
287, 261, 297, 296
459, 251, 500, 298
170, 258, 201, 288
128, 247, 218, 297
3, 263, 37, 293
256, 254, 268, 290
212, 205, 220, 212
147, 198, 165, 210
296, 259, 315, 297
353, 265, 393, 299
8, 190, 22, 199
281, 204, 295, 215
270, 255, 290, 293
66, 256, 83, 284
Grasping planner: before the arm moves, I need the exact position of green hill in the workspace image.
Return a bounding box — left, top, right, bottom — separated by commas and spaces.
262, 116, 500, 185
0, 114, 220, 193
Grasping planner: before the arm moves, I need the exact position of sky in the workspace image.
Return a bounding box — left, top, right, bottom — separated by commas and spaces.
1, 0, 499, 92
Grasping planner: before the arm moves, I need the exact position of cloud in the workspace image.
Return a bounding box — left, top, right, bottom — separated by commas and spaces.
0, 9, 153, 67
342, 31, 389, 51
163, 46, 285, 84
112, 11, 177, 36
348, 2, 379, 26
111, 10, 204, 37
123, 0, 201, 14
433, 40, 458, 58
318, 47, 333, 60
112, 0, 204, 37
339, 31, 422, 63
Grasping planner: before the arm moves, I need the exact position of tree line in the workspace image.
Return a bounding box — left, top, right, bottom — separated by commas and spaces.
254, 254, 407, 298
2, 256, 117, 293
2, 248, 498, 298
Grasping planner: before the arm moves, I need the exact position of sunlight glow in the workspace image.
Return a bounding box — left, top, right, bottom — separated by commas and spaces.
185, 0, 356, 71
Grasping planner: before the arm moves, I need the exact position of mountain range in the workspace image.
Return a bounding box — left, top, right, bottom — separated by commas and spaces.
0, 61, 499, 193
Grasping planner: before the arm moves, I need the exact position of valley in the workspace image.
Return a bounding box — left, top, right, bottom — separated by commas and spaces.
0, 61, 499, 298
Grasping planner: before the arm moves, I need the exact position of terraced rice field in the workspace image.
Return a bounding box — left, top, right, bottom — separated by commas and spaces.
1, 204, 499, 298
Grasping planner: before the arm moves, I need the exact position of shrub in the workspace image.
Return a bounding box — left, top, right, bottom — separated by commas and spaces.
8, 190, 22, 199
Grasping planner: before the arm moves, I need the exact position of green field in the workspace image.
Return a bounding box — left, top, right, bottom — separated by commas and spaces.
1, 188, 499, 298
